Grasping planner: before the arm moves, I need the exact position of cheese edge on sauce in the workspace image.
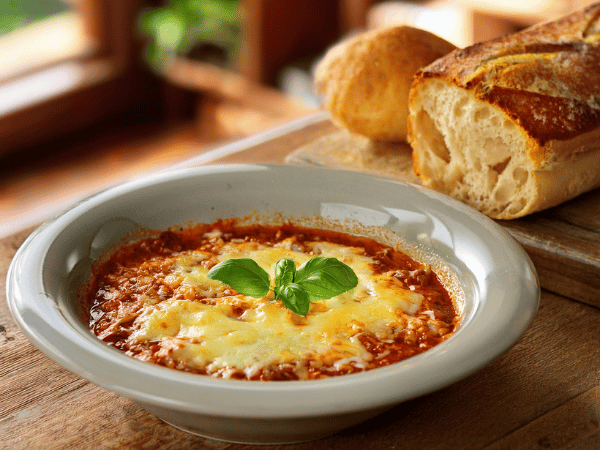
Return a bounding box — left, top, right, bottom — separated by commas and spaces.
129, 239, 425, 378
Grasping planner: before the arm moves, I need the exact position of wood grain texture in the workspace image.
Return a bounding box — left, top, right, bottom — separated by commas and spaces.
482, 385, 600, 450
2, 115, 599, 449
286, 129, 420, 184
2, 220, 599, 449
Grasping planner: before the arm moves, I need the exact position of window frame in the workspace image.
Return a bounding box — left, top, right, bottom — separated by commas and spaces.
0, 0, 159, 155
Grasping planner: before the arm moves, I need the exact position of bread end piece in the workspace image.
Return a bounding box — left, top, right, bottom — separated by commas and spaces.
408, 3, 600, 219
314, 26, 456, 142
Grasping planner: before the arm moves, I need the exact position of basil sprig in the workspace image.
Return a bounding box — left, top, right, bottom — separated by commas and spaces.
207, 256, 359, 315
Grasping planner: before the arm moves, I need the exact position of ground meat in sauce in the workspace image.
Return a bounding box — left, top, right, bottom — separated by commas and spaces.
83, 220, 459, 380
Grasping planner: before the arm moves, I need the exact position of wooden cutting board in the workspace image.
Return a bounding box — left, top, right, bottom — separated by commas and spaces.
285, 123, 600, 310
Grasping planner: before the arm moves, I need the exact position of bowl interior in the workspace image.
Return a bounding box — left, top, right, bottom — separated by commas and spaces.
9, 164, 540, 421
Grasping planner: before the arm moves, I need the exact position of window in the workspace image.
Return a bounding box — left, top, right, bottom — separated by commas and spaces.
0, 1, 159, 154
0, 1, 92, 82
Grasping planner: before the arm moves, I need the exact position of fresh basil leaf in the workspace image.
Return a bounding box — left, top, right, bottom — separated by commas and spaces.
295, 256, 359, 301
276, 283, 310, 316
207, 255, 359, 315
274, 258, 295, 286
207, 258, 270, 298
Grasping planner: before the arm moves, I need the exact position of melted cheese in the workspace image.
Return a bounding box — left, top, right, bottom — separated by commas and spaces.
130, 240, 423, 378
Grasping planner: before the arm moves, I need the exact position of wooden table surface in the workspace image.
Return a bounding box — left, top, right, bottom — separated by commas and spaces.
2, 114, 599, 450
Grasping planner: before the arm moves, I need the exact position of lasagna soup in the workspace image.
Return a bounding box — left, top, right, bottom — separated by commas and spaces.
83, 220, 459, 380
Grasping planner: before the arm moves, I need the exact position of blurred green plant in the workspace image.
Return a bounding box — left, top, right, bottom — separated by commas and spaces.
0, 0, 69, 36
139, 0, 241, 72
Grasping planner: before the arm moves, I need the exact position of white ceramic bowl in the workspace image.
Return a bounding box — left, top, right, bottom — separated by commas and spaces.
7, 164, 539, 444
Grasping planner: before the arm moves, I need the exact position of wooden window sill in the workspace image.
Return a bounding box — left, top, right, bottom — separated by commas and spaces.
0, 59, 119, 117
0, 58, 130, 154
0, 3, 159, 156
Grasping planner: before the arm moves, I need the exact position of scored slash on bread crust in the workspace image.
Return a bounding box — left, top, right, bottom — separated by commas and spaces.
408, 2, 600, 219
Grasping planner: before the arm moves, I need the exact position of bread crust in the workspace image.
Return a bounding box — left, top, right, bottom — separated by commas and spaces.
408, 3, 600, 219
413, 3, 600, 167
315, 26, 456, 142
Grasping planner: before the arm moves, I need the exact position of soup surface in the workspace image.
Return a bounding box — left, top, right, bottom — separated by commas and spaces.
83, 220, 459, 380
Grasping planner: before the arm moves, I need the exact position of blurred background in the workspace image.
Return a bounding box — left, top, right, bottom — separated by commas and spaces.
0, 0, 594, 238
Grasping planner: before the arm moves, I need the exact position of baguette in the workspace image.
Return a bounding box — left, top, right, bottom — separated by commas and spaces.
407, 2, 600, 219
315, 26, 456, 142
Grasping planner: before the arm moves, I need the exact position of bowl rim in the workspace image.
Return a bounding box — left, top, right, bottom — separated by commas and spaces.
6, 164, 540, 419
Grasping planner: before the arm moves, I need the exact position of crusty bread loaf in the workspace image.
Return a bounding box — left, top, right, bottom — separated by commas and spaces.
314, 26, 456, 142
408, 3, 600, 219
